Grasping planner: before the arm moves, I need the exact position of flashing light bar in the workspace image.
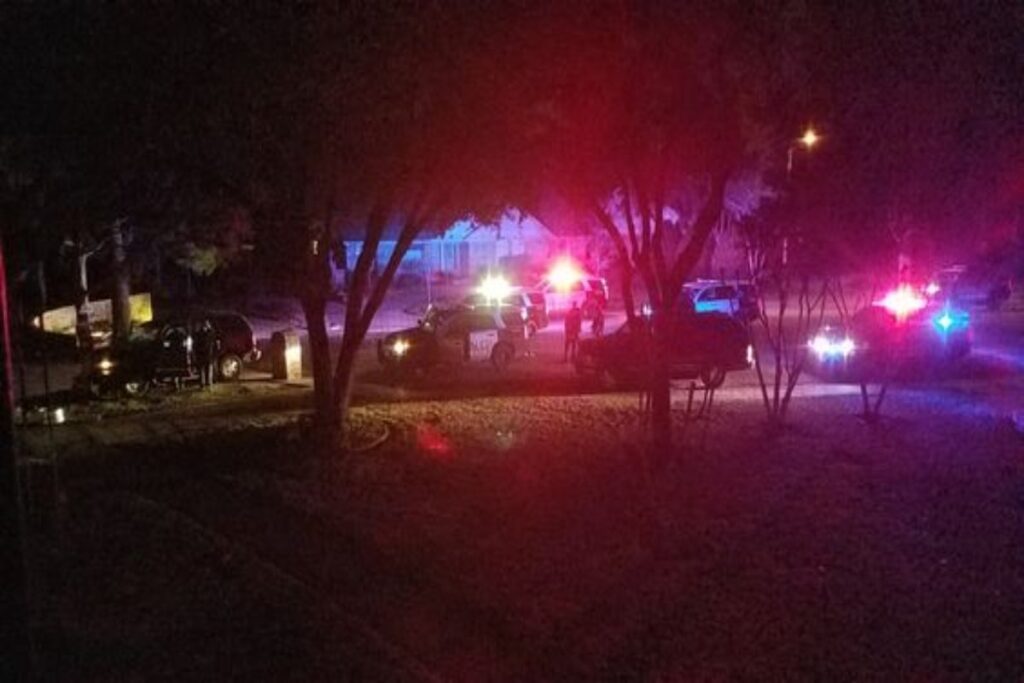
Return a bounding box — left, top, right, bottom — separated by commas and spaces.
877, 286, 927, 318
477, 274, 512, 303
547, 259, 582, 292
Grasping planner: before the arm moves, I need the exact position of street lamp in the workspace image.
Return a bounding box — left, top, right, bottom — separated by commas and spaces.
786, 126, 820, 178
783, 126, 821, 265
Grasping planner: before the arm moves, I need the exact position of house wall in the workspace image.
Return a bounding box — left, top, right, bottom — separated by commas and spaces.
334, 209, 594, 290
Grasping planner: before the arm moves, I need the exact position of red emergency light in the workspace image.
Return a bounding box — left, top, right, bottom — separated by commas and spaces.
546, 258, 582, 292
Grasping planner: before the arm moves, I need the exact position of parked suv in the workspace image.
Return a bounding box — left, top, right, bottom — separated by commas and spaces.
575, 312, 751, 389
172, 309, 261, 380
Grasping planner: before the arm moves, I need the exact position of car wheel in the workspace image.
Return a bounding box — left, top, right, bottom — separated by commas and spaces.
491, 343, 514, 371
122, 380, 150, 397
699, 364, 727, 389
218, 353, 243, 381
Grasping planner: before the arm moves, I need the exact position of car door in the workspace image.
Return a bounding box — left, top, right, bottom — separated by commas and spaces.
466, 311, 502, 361
436, 312, 472, 364
157, 324, 191, 373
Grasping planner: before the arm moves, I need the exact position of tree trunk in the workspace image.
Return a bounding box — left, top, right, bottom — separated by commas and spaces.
333, 338, 359, 442
649, 314, 674, 459
619, 259, 637, 320
301, 293, 335, 432
74, 248, 92, 357
110, 222, 132, 342
649, 366, 672, 461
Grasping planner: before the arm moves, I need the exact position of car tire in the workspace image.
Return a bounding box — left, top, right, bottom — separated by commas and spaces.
699, 364, 727, 389
218, 353, 243, 381
491, 343, 514, 371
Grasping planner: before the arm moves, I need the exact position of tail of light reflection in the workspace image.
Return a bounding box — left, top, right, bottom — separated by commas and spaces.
415, 422, 453, 460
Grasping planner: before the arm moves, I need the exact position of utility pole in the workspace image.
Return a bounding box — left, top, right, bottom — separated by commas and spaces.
0, 240, 34, 681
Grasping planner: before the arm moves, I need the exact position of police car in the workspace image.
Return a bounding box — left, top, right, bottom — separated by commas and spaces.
682, 280, 759, 320
378, 305, 522, 377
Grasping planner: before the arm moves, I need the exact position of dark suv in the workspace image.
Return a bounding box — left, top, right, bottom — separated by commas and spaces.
575, 313, 751, 389
168, 309, 261, 380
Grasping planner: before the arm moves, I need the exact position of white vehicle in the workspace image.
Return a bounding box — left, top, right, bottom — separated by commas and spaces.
535, 274, 609, 318
682, 280, 758, 319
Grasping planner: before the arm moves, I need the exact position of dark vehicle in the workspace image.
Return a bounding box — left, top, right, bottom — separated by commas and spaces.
79, 321, 196, 397
202, 311, 261, 380
575, 313, 752, 389
79, 310, 262, 396
461, 288, 549, 337
928, 265, 1012, 311
806, 302, 971, 381
378, 305, 521, 377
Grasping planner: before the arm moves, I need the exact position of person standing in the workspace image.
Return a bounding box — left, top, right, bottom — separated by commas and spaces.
193, 319, 219, 389
590, 304, 605, 337
563, 301, 582, 362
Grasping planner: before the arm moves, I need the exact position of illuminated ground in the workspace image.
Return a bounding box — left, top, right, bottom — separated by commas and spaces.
25, 390, 1024, 680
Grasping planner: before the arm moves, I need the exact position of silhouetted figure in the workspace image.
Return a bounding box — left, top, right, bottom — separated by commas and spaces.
564, 302, 582, 362
193, 319, 219, 389
591, 305, 605, 337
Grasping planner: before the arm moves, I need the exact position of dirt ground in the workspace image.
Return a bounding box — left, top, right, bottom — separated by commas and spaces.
24, 390, 1024, 681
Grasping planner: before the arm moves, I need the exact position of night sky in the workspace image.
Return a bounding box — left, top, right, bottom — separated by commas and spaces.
2, 2, 1021, 265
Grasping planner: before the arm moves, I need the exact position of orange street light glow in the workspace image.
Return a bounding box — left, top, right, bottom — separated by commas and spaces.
800, 127, 820, 148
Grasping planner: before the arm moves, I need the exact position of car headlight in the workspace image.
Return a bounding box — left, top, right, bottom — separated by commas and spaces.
746, 344, 755, 365
809, 335, 855, 359
391, 339, 410, 357
97, 358, 115, 375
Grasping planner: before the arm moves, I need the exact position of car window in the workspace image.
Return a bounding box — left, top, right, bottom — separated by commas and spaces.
212, 316, 247, 336
163, 326, 189, 344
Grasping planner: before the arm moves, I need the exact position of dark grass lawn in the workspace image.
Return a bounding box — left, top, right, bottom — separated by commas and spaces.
27, 391, 1024, 681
